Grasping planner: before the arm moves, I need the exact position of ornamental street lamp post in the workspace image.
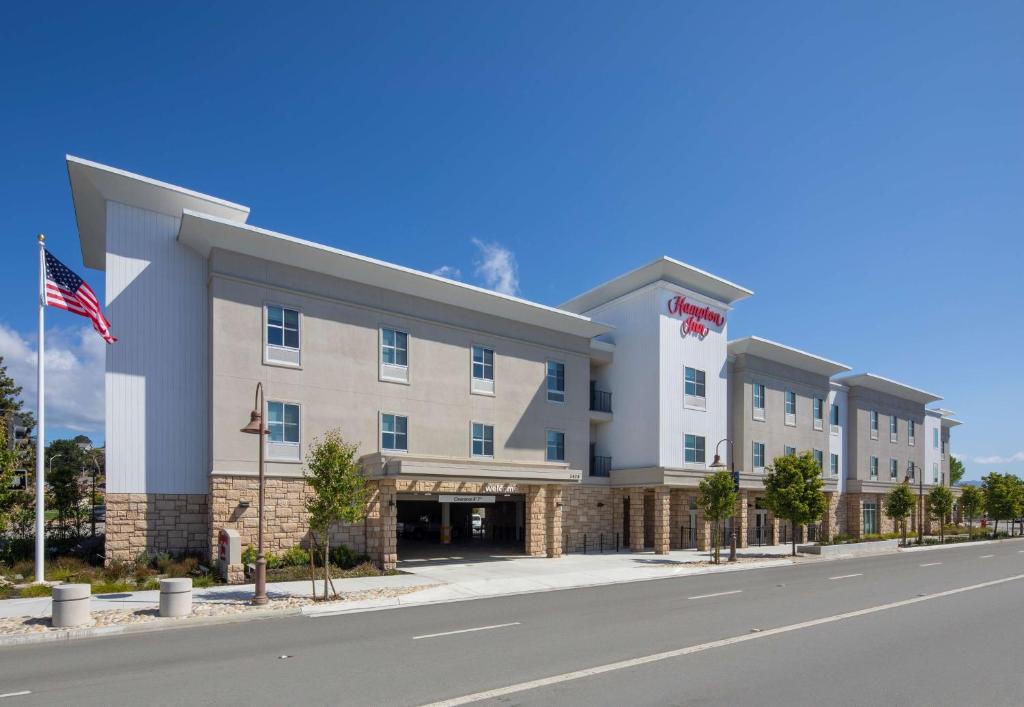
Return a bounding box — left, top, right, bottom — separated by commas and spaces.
240, 383, 270, 606
906, 462, 923, 545
709, 439, 738, 562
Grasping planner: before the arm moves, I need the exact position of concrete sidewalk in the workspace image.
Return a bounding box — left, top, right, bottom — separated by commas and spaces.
1, 545, 793, 621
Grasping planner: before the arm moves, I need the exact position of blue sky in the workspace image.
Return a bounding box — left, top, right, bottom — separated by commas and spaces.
0, 2, 1021, 480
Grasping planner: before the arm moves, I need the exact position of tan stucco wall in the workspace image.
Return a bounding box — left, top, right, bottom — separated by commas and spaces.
208, 249, 593, 481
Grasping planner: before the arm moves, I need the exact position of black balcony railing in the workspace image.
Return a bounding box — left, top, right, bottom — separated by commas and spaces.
590, 455, 612, 477
590, 389, 613, 413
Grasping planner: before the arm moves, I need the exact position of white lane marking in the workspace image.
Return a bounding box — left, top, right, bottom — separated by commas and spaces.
413, 622, 520, 640
920, 562, 942, 567
980, 555, 995, 559
418, 573, 1024, 707
829, 573, 863, 580
0, 692, 31, 699
688, 590, 742, 600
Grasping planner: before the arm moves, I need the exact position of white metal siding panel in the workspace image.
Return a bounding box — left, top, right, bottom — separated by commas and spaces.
828, 387, 847, 492
105, 201, 209, 494
659, 287, 728, 469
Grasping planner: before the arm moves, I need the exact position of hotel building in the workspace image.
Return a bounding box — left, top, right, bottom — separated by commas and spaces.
66, 157, 962, 569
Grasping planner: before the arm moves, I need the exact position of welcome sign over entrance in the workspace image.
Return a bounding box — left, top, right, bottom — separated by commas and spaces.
438, 495, 495, 504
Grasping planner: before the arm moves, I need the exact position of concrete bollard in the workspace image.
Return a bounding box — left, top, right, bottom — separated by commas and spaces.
159, 578, 193, 618
51, 583, 91, 627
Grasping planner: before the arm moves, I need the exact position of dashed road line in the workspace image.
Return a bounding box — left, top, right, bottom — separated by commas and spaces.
980, 555, 995, 559
0, 692, 32, 699
413, 622, 520, 640
419, 574, 1024, 706
920, 562, 942, 567
687, 590, 742, 600
829, 573, 863, 580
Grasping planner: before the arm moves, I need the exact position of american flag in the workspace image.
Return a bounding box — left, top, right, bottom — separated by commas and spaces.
44, 250, 116, 343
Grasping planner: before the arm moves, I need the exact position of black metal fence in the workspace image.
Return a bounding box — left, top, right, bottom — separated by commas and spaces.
589, 455, 612, 477
563, 531, 622, 554
747, 524, 774, 547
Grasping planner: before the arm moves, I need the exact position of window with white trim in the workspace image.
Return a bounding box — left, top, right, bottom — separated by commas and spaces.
381, 413, 408, 452
684, 434, 705, 465
933, 462, 939, 483
869, 410, 879, 439
546, 361, 565, 403
472, 422, 494, 457
785, 446, 796, 457
890, 458, 898, 480
933, 428, 939, 449
889, 414, 898, 441
869, 456, 879, 480
380, 328, 410, 383
813, 398, 824, 430
753, 441, 766, 469
908, 419, 915, 445
265, 305, 301, 366
266, 401, 300, 461
813, 449, 823, 471
382, 329, 408, 366
546, 430, 565, 462
830, 453, 839, 477
684, 367, 706, 400
471, 345, 495, 395
752, 383, 765, 420
785, 391, 796, 415
830, 403, 840, 432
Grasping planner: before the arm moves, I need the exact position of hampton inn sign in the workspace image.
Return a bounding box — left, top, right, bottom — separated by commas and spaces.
666, 294, 726, 339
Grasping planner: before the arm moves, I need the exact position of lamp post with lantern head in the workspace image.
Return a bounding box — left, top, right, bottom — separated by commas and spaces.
240, 382, 270, 606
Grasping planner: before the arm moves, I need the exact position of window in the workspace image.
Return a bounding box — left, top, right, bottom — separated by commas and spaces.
830, 403, 840, 432
933, 462, 939, 484
266, 306, 299, 349
381, 328, 408, 366
908, 419, 915, 445
546, 361, 565, 403
266, 401, 300, 461
752, 383, 765, 420
684, 367, 706, 398
870, 456, 878, 480
813, 398, 824, 430
830, 453, 839, 477
753, 441, 766, 469
785, 446, 796, 457
907, 462, 916, 481
785, 390, 796, 415
684, 434, 706, 465
863, 502, 878, 535
813, 449, 823, 471
471, 423, 494, 457
265, 305, 301, 366
869, 410, 879, 439
890, 458, 898, 480
472, 346, 494, 381
933, 428, 939, 449
381, 414, 408, 452
889, 415, 898, 442
546, 430, 565, 462
471, 345, 495, 395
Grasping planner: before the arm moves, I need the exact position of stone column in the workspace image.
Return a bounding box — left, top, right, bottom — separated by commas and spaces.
525, 485, 546, 556
546, 485, 563, 558
669, 489, 685, 549
440, 502, 451, 545
629, 488, 645, 552
611, 488, 624, 550
695, 502, 712, 551
821, 492, 840, 542
769, 508, 779, 545
847, 493, 864, 538
374, 479, 398, 570
736, 490, 749, 549
653, 487, 670, 554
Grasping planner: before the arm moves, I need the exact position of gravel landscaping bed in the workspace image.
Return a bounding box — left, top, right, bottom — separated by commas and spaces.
0, 583, 435, 637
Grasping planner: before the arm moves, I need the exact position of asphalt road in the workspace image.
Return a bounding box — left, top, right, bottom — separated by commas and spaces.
2, 540, 1023, 706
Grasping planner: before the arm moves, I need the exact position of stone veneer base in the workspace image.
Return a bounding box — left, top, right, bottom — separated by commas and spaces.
105, 493, 210, 563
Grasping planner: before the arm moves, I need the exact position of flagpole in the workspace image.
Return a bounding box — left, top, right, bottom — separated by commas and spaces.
35, 234, 45, 584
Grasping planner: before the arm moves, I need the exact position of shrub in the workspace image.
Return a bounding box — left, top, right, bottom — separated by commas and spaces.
92, 580, 134, 594
48, 557, 91, 582
19, 583, 52, 598
281, 547, 311, 567
241, 545, 256, 566
134, 550, 151, 569
102, 560, 134, 582
192, 575, 216, 588
154, 552, 174, 574
330, 544, 369, 569
344, 561, 382, 578
139, 577, 160, 591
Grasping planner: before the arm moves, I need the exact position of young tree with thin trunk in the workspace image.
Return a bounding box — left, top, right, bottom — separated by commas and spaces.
697, 471, 737, 565
763, 452, 827, 556
304, 429, 370, 600
982, 472, 1021, 537
948, 456, 966, 487
959, 485, 983, 538
927, 485, 954, 543
885, 482, 915, 546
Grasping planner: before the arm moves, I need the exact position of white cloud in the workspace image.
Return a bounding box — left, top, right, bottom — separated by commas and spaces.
472, 238, 519, 296
431, 265, 462, 280
0, 323, 104, 435
973, 452, 1024, 465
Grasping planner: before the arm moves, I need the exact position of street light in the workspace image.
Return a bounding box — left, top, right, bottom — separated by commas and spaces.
709, 439, 738, 562
240, 382, 270, 606
905, 461, 923, 545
